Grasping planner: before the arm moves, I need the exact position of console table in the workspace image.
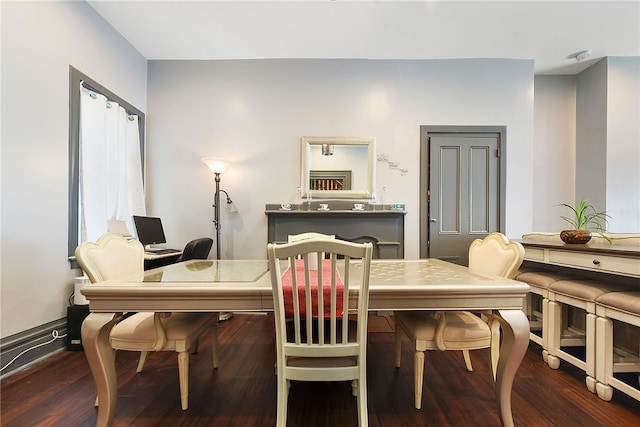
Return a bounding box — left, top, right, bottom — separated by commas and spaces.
518, 237, 640, 402
521, 239, 640, 279
265, 203, 406, 259
518, 238, 639, 351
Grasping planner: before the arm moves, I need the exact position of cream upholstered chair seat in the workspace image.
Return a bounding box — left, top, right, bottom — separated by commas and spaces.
75, 233, 219, 410
394, 232, 524, 409
110, 312, 216, 350
268, 238, 373, 427
396, 311, 492, 350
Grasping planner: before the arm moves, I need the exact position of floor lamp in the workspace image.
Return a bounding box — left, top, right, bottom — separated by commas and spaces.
201, 157, 236, 259
202, 157, 236, 321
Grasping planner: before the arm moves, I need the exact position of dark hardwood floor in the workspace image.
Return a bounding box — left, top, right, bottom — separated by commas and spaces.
1, 314, 638, 426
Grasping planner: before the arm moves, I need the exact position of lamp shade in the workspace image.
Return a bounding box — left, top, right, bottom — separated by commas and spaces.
201, 157, 231, 174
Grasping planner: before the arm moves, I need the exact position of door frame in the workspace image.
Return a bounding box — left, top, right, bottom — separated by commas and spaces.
419, 125, 507, 259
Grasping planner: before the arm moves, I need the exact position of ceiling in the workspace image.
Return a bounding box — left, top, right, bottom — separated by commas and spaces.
88, 0, 640, 75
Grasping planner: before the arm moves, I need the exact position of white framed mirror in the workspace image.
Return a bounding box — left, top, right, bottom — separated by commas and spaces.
300, 136, 376, 199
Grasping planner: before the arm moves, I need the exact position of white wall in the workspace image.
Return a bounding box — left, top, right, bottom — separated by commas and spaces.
1, 1, 147, 337
533, 76, 577, 231
606, 57, 640, 231
575, 57, 640, 232
146, 59, 535, 260
520, 69, 640, 233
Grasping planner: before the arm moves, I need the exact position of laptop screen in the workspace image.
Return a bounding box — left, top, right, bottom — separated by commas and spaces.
133, 215, 167, 246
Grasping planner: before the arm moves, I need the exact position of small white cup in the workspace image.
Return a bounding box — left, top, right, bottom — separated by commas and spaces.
280, 203, 291, 210
354, 203, 364, 210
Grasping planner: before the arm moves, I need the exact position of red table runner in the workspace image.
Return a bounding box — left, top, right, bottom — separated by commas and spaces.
281, 259, 344, 318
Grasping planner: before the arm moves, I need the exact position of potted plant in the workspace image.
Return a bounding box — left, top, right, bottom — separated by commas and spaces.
558, 198, 612, 244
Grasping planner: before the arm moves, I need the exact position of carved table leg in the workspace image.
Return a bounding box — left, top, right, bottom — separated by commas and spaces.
494, 309, 530, 427
81, 313, 121, 427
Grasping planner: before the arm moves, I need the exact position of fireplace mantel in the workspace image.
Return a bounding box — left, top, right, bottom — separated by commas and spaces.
265, 203, 406, 259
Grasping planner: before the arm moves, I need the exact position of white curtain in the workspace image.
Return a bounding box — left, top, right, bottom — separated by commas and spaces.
79, 83, 146, 243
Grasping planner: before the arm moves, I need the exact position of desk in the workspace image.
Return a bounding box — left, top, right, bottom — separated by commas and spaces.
143, 250, 182, 270
81, 259, 530, 427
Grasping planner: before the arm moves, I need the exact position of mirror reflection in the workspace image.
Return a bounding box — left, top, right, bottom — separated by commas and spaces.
301, 136, 376, 199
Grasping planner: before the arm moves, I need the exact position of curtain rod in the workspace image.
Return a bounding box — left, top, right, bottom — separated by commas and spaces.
81, 81, 138, 119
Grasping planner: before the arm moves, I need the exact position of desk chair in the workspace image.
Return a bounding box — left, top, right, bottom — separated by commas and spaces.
176, 237, 213, 262
394, 232, 524, 409
75, 233, 219, 410
268, 238, 373, 427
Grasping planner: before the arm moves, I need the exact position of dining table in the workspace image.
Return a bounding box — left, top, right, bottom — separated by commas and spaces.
81, 258, 530, 427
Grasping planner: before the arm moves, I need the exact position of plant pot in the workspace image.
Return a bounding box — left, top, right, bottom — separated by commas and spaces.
560, 230, 592, 244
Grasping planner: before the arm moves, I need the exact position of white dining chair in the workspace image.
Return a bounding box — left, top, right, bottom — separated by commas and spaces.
268, 238, 373, 427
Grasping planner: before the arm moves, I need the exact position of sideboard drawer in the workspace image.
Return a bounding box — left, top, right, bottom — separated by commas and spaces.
524, 247, 545, 262
549, 250, 640, 277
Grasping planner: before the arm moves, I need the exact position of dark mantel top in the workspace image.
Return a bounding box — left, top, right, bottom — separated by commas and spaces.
265, 203, 406, 259
265, 202, 406, 214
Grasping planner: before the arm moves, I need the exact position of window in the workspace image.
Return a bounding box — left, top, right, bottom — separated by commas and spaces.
68, 66, 146, 259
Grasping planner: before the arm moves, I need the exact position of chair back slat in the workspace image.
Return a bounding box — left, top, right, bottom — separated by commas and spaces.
316, 253, 325, 343
304, 253, 314, 340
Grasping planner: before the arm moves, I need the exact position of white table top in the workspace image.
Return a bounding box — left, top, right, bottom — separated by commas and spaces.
81, 258, 529, 313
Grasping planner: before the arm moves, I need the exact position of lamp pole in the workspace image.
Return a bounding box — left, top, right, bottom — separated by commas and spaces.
213, 172, 222, 260
202, 156, 234, 321
201, 156, 231, 259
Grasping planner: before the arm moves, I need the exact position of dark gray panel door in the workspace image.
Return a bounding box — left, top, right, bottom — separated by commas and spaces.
429, 133, 499, 265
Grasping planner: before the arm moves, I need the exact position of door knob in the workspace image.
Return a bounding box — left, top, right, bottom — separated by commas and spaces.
430, 218, 437, 222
